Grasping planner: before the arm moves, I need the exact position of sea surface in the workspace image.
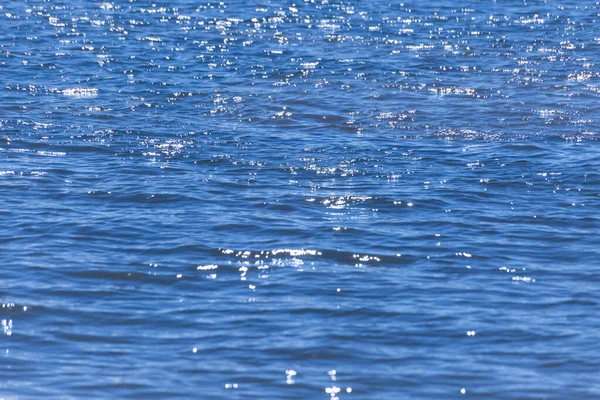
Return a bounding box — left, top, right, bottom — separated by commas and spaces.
1, 0, 600, 398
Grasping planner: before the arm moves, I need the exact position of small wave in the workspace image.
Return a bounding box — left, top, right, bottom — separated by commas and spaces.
62, 88, 99, 98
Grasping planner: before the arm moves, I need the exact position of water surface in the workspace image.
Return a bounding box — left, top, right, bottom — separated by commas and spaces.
1, 0, 600, 398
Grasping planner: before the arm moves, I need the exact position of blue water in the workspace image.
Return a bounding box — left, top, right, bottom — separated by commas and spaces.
1, 0, 600, 398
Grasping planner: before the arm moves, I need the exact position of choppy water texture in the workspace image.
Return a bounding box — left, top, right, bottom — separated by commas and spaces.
1, 0, 600, 398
